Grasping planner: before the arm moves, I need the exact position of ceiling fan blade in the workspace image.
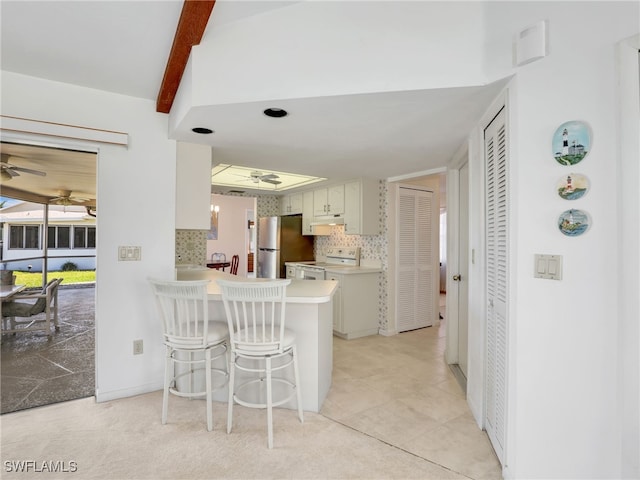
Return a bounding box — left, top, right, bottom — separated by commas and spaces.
9, 165, 46, 176
260, 173, 279, 180
261, 178, 282, 185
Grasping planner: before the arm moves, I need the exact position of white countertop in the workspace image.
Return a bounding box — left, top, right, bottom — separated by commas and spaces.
323, 266, 382, 274
176, 268, 337, 304
284, 262, 382, 275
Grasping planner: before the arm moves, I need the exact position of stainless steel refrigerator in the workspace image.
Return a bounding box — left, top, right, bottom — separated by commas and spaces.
258, 215, 314, 278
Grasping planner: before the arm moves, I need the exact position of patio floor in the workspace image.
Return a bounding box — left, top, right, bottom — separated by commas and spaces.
1, 285, 95, 414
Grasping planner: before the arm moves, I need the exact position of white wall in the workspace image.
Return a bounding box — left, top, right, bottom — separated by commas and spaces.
206, 193, 256, 276
616, 34, 640, 480
187, 1, 486, 107
472, 2, 639, 478
1, 71, 178, 401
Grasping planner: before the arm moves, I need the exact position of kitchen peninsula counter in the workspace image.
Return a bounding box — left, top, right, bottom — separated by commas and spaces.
175, 268, 336, 412
177, 267, 337, 303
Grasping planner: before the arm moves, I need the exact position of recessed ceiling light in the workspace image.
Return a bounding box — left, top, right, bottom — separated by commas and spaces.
263, 108, 288, 118
192, 127, 214, 134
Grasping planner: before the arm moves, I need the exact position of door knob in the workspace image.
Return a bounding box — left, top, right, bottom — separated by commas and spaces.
453, 274, 462, 281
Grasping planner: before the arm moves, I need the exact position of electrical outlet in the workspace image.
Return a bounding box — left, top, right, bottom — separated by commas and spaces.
133, 339, 143, 355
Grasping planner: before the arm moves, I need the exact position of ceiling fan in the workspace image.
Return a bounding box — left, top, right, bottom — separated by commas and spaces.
236, 171, 282, 185
50, 190, 92, 206
0, 153, 47, 180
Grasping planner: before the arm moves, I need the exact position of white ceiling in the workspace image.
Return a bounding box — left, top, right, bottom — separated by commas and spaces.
1, 0, 505, 199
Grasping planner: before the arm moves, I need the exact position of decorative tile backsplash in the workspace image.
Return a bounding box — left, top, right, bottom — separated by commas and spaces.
177, 183, 390, 331
175, 230, 208, 266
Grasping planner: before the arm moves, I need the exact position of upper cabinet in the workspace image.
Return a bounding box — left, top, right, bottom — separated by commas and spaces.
313, 184, 344, 217
302, 191, 315, 235
280, 192, 303, 215
344, 179, 380, 235
175, 142, 212, 230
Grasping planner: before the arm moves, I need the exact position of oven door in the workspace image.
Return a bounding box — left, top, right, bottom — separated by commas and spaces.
299, 266, 325, 280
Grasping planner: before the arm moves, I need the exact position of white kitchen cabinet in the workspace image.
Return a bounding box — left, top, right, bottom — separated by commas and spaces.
302, 190, 315, 235
344, 179, 380, 235
175, 142, 213, 230
326, 270, 379, 339
313, 184, 344, 217
280, 192, 303, 215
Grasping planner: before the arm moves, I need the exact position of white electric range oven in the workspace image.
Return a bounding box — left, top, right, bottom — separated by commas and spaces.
295, 247, 360, 280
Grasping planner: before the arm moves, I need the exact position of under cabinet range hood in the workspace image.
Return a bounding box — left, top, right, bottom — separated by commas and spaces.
310, 216, 345, 226
309, 216, 344, 235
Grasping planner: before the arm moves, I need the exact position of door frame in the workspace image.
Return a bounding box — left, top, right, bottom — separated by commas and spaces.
385, 169, 445, 336
463, 88, 511, 436
1, 128, 100, 402
445, 143, 469, 366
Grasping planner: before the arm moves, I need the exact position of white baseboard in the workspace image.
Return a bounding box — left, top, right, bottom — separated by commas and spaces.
95, 381, 163, 403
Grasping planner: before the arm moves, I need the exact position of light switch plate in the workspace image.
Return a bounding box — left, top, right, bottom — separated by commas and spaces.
118, 246, 141, 261
534, 254, 562, 280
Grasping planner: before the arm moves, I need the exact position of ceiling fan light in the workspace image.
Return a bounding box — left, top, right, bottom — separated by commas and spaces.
1, 169, 12, 181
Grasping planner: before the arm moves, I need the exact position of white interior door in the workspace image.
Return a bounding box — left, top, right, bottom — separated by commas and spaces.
457, 162, 470, 377
397, 186, 438, 332
484, 107, 508, 465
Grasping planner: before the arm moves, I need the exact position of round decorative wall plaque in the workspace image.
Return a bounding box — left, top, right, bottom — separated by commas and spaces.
552, 120, 592, 166
557, 173, 590, 200
558, 209, 591, 237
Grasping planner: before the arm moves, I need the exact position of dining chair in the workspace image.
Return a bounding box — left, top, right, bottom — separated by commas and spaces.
230, 255, 239, 275
148, 278, 229, 431
1, 278, 62, 338
217, 278, 303, 448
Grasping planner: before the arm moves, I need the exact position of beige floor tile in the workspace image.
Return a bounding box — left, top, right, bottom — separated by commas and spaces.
338, 398, 442, 446
397, 385, 472, 424
321, 377, 395, 421
396, 423, 502, 479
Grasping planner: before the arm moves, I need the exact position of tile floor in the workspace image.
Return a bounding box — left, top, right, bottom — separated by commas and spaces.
321, 309, 502, 479
1, 289, 502, 478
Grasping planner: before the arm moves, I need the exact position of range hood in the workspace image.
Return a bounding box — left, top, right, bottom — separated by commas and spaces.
310, 216, 344, 226
309, 216, 344, 236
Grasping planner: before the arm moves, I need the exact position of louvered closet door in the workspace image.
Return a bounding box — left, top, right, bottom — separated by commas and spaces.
397, 186, 437, 332
484, 107, 508, 465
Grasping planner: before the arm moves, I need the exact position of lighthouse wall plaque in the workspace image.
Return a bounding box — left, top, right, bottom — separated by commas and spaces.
558, 209, 591, 237
557, 173, 590, 200
552, 120, 592, 166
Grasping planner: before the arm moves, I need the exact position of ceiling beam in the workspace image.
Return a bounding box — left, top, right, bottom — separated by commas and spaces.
1, 186, 51, 205
156, 0, 216, 114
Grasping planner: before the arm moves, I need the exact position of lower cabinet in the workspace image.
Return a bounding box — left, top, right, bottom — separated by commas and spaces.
326, 271, 379, 339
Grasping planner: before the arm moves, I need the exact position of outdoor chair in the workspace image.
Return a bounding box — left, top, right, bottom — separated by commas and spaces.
1, 278, 63, 338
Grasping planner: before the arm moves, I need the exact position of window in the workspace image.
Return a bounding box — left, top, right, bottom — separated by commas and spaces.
9, 225, 40, 249
9, 224, 95, 250
48, 226, 71, 249
73, 226, 96, 249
